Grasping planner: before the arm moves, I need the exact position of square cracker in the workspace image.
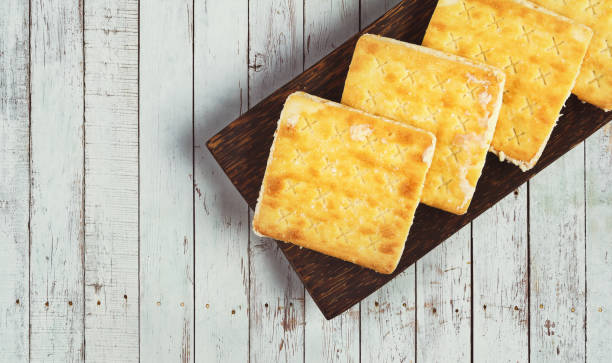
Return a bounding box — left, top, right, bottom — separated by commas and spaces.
342, 34, 505, 215
530, 0, 612, 111
423, 0, 593, 171
252, 92, 436, 274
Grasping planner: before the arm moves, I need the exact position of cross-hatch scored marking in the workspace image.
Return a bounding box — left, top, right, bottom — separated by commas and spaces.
314, 188, 330, 203
447, 146, 462, 162
393, 144, 407, 162
588, 70, 604, 88
374, 57, 389, 75
333, 125, 348, 140
585, 0, 601, 15
504, 56, 521, 75
518, 25, 535, 43
463, 83, 480, 101
455, 114, 470, 132
286, 180, 300, 195
307, 220, 321, 234
374, 207, 390, 221
433, 76, 449, 92
367, 235, 378, 250
536, 68, 551, 86
300, 116, 318, 131
293, 149, 307, 164
521, 97, 537, 116
601, 39, 612, 57
486, 14, 502, 31
438, 176, 453, 192
321, 156, 337, 172
278, 210, 293, 226
426, 106, 440, 123
547, 36, 565, 56
336, 226, 352, 244
401, 69, 417, 84
459, 1, 475, 21
508, 127, 526, 145
365, 89, 377, 107
395, 100, 410, 115
364, 134, 378, 152
384, 173, 400, 188
446, 33, 463, 50
474, 44, 492, 62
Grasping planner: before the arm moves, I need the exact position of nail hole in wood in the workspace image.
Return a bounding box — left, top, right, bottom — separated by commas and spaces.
231, 309, 236, 315
432, 307, 437, 314
180, 302, 185, 307
44, 301, 49, 307
68, 301, 73, 306
97, 300, 101, 306
514, 306, 519, 311
571, 307, 575, 312
598, 307, 603, 312
156, 301, 161, 306
374, 301, 379, 307
455, 309, 459, 313
514, 190, 519, 196
483, 304, 487, 310
124, 294, 128, 300
264, 303, 269, 308
540, 304, 544, 309
205, 303, 210, 309
15, 299, 20, 305
289, 302, 293, 307
402, 303, 407, 308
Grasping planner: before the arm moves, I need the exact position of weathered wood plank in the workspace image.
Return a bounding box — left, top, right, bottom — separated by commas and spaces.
193, 0, 249, 362
472, 186, 528, 362
0, 0, 29, 361
302, 1, 360, 362
585, 125, 612, 363
248, 1, 305, 361
83, 1, 139, 361
139, 0, 194, 361
29, 0, 85, 361
249, 220, 305, 363
530, 145, 586, 362
361, 268, 416, 363
357, 1, 416, 362
416, 226, 471, 362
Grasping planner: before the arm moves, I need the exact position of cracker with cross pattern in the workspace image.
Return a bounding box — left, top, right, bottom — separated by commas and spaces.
529, 0, 612, 111
423, 0, 593, 171
342, 34, 505, 215
252, 92, 436, 274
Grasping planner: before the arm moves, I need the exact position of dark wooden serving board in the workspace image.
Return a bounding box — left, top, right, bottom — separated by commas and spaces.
207, 0, 611, 319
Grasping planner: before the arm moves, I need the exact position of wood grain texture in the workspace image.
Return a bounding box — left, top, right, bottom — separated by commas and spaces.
360, 267, 416, 363
585, 124, 612, 362
83, 1, 139, 361
29, 0, 85, 361
303, 1, 360, 362
416, 226, 471, 362
530, 145, 586, 362
207, 0, 612, 319
249, 219, 305, 363
139, 0, 194, 361
193, 0, 249, 362
360, 0, 401, 27
472, 186, 529, 362
0, 0, 29, 360
248, 0, 305, 361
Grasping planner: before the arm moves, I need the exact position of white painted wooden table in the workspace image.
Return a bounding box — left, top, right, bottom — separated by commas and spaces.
1, 0, 611, 362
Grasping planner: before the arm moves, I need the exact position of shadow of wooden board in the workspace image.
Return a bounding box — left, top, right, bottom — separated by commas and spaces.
207, 0, 611, 319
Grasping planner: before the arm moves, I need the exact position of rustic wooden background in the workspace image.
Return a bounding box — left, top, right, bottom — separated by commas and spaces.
0, 0, 610, 362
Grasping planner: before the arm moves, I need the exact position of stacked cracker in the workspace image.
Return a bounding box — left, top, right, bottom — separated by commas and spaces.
253, 0, 603, 274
